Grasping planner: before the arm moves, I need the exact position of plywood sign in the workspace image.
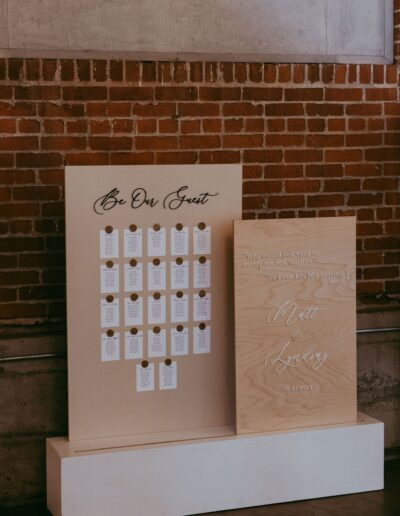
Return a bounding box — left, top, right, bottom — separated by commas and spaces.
234, 217, 357, 434
65, 165, 241, 450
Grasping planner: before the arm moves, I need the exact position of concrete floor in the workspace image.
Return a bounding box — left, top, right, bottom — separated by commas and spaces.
1, 460, 399, 516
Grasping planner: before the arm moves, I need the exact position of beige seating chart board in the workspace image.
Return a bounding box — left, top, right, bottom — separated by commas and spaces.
234, 217, 357, 434
65, 165, 241, 450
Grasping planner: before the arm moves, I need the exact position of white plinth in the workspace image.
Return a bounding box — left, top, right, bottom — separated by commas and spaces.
47, 413, 384, 516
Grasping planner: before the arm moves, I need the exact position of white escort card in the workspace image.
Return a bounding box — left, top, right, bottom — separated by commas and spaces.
100, 262, 119, 294
101, 296, 119, 327
159, 360, 178, 390
124, 329, 143, 360
124, 294, 143, 326
136, 361, 155, 392
171, 224, 189, 256
193, 257, 211, 289
171, 258, 189, 290
193, 324, 211, 354
100, 227, 119, 259
148, 328, 166, 358
148, 259, 166, 291
101, 330, 120, 361
147, 225, 166, 256
193, 291, 211, 321
148, 294, 166, 324
171, 292, 189, 323
171, 326, 189, 356
124, 260, 143, 292
193, 224, 211, 255
124, 225, 142, 257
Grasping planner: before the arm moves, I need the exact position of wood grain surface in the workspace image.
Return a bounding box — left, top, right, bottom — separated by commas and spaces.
234, 217, 357, 434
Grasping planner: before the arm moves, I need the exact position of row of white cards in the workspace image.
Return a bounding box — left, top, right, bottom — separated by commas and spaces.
137, 362, 177, 392
101, 292, 211, 327
101, 326, 211, 361
100, 225, 211, 259
101, 259, 211, 293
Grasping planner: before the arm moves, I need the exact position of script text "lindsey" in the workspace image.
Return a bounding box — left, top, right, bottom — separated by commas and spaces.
93, 186, 219, 215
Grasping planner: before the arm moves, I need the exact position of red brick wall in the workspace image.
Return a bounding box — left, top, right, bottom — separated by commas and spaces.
0, 58, 399, 335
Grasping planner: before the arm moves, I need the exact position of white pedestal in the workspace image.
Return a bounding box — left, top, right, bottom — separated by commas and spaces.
47, 413, 384, 516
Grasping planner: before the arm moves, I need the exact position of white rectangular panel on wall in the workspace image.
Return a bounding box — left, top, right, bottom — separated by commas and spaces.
2, 0, 393, 64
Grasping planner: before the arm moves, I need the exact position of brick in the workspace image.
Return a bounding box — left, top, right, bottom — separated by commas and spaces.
158, 118, 179, 133
243, 180, 282, 194
325, 88, 362, 101
325, 149, 362, 163
112, 119, 133, 133
285, 149, 323, 163
135, 136, 177, 150
0, 101, 36, 117
348, 193, 383, 206
386, 65, 398, 84
359, 65, 372, 84
41, 136, 86, 150
348, 118, 366, 131
63, 87, 107, 101
77, 60, 91, 81
0, 59, 5, 80
39, 170, 65, 185
366, 88, 397, 101
25, 59, 40, 80
93, 60, 107, 81
178, 103, 219, 117
364, 266, 398, 280
266, 165, 303, 178
155, 152, 198, 164
285, 180, 320, 193
15, 86, 60, 100
204, 62, 218, 82
263, 64, 276, 83
107, 102, 131, 117
307, 194, 344, 208
65, 153, 109, 165
357, 252, 382, 265
223, 103, 263, 117
328, 119, 345, 131
334, 64, 346, 84
322, 65, 334, 84
345, 163, 381, 177
42, 269, 66, 283
0, 303, 46, 319
0, 86, 12, 99
34, 218, 57, 234
0, 254, 17, 268
376, 207, 393, 220
385, 192, 400, 205
323, 179, 360, 192
346, 134, 382, 147
243, 88, 282, 101
42, 59, 58, 81
385, 222, 400, 235
199, 151, 240, 164
307, 64, 320, 83
174, 62, 188, 83
266, 103, 304, 116
266, 134, 304, 147
0, 288, 17, 302
0, 170, 34, 184
373, 65, 384, 83
19, 252, 65, 268
306, 104, 344, 116
88, 136, 132, 151
367, 119, 384, 131
243, 150, 282, 163
0, 136, 38, 151
39, 102, 84, 117
181, 120, 201, 134
14, 186, 60, 201
278, 64, 291, 83
16, 153, 62, 168
365, 148, 400, 162
61, 60, 74, 81
357, 282, 383, 295
293, 65, 305, 84
223, 134, 262, 148
386, 280, 400, 293
347, 104, 382, 116
306, 134, 344, 147
285, 88, 323, 101
200, 87, 241, 101
287, 118, 306, 132
0, 119, 16, 133
242, 196, 264, 210
19, 285, 65, 301
202, 119, 221, 133
308, 119, 326, 132
126, 61, 140, 82
268, 119, 285, 132
243, 166, 263, 179
109, 153, 154, 165
0, 271, 39, 286
155, 87, 197, 101
0, 154, 14, 168
136, 119, 156, 133
0, 187, 11, 201
221, 63, 234, 83
109, 87, 153, 101
190, 62, 203, 82
110, 60, 123, 81
0, 237, 44, 252
384, 252, 400, 264
181, 135, 220, 149
8, 58, 23, 80
141, 62, 156, 82
363, 178, 398, 191
67, 120, 88, 133
268, 195, 305, 209
384, 133, 400, 146
19, 119, 40, 133
249, 63, 263, 83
